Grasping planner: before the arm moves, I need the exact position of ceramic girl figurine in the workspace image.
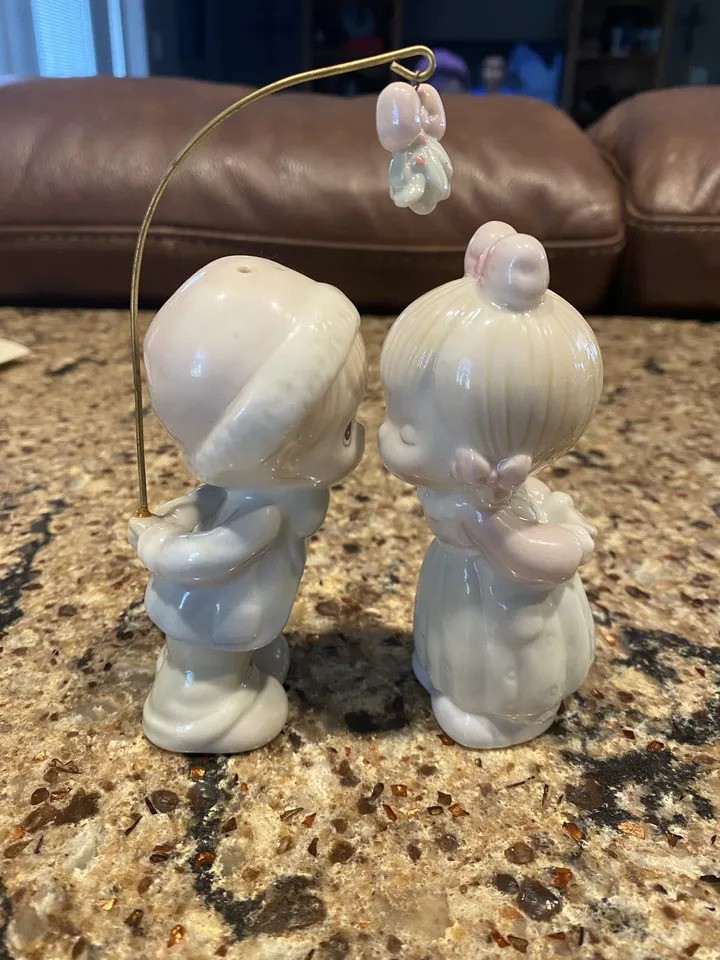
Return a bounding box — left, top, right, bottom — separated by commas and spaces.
129, 256, 367, 753
376, 81, 452, 214
379, 222, 603, 748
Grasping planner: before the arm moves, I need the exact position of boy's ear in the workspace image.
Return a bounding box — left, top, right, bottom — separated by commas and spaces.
450, 447, 492, 485
496, 454, 532, 490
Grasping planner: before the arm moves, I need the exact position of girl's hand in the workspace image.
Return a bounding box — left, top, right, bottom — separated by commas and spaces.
560, 521, 595, 566
449, 504, 587, 587
545, 490, 597, 535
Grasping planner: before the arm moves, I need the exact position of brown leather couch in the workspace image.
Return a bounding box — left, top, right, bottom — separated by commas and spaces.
590, 86, 720, 315
0, 76, 717, 315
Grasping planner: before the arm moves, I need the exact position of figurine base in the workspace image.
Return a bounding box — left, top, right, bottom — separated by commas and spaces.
413, 653, 559, 749
143, 638, 288, 754
152, 635, 290, 683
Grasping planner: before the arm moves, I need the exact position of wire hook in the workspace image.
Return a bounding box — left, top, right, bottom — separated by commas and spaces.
129, 45, 436, 516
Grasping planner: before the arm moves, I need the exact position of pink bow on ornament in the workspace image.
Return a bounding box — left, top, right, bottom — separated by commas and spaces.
376, 82, 447, 152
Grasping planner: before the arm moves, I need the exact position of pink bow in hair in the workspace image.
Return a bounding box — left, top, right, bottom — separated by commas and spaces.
376, 82, 447, 152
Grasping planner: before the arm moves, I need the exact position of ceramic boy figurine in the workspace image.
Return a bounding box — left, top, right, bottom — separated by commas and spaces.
376, 81, 452, 214
379, 222, 603, 748
129, 257, 367, 753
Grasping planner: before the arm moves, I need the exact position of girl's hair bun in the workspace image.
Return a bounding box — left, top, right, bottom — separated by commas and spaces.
464, 221, 516, 278
482, 234, 550, 311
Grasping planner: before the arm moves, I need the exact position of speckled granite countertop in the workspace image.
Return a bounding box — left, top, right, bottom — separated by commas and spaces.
0, 309, 718, 960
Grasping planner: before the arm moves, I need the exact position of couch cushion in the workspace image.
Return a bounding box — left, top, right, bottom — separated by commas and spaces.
591, 87, 720, 314
0, 76, 623, 312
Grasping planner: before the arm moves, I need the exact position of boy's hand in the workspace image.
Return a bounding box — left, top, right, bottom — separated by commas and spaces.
128, 514, 180, 551
129, 514, 153, 550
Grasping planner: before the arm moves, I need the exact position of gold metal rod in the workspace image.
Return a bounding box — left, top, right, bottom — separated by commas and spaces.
130, 45, 436, 517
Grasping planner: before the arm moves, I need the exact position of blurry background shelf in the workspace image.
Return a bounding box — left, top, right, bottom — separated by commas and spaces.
562, 0, 675, 124
576, 51, 661, 61
301, 0, 403, 94
123, 0, 719, 128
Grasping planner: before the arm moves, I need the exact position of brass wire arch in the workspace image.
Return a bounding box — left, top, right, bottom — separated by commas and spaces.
129, 45, 436, 517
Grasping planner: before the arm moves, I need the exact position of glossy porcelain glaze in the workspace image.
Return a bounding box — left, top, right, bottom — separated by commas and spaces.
376, 81, 452, 215
0, 337, 29, 366
129, 256, 367, 753
379, 222, 603, 748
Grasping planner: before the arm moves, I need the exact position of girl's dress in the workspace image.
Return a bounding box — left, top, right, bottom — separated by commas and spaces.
413, 479, 595, 729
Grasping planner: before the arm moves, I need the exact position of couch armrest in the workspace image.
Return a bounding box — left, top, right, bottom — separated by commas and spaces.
591, 86, 720, 314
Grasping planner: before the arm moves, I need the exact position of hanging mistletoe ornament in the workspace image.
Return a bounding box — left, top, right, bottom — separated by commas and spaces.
376, 80, 452, 214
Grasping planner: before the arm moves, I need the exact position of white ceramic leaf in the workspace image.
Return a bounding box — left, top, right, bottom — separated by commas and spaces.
0, 338, 29, 366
